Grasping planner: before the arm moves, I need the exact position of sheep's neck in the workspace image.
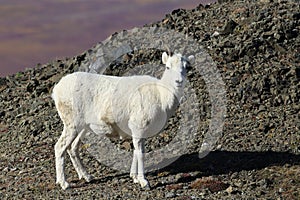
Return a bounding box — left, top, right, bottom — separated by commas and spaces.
159, 72, 184, 111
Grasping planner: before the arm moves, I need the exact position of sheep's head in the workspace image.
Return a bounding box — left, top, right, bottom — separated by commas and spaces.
162, 52, 194, 88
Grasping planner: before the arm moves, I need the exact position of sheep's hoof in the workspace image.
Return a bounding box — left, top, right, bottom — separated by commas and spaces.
57, 181, 70, 190
142, 184, 151, 190
130, 174, 139, 184
84, 174, 94, 183
133, 177, 139, 184
139, 179, 150, 189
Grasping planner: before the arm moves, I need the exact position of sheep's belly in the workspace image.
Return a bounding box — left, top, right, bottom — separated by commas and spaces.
121, 107, 168, 139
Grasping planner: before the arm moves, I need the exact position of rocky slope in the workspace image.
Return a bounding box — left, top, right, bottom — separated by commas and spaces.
0, 0, 299, 199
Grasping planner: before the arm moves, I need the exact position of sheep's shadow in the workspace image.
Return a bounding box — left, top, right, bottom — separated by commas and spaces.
69, 173, 127, 189
151, 150, 300, 187
70, 150, 300, 189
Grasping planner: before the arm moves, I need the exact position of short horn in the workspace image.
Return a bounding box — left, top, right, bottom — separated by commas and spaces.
181, 32, 189, 55
164, 44, 173, 56
182, 45, 187, 55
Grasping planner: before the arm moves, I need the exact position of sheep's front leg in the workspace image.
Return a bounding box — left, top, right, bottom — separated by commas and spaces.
130, 148, 139, 184
130, 137, 150, 189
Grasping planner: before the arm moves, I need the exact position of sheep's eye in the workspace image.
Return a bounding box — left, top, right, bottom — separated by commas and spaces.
166, 67, 170, 70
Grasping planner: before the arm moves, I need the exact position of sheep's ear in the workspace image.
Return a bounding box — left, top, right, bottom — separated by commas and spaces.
162, 52, 169, 64
188, 55, 195, 65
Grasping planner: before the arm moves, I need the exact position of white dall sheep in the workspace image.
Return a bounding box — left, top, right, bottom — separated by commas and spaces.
52, 51, 194, 190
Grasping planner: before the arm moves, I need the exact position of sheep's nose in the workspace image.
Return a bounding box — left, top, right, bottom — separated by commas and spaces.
176, 80, 183, 84
176, 79, 183, 87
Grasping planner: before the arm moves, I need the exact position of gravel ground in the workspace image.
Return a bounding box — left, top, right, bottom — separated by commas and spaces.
0, 0, 299, 199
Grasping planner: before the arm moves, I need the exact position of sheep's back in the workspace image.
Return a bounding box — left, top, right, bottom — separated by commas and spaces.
52, 72, 118, 125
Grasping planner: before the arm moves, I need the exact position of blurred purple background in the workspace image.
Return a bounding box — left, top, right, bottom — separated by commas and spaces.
0, 0, 215, 76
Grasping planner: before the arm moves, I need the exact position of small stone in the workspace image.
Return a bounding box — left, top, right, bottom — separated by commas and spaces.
121, 141, 131, 151
166, 183, 183, 190
212, 31, 220, 37
222, 19, 239, 35
226, 185, 233, 193
165, 192, 176, 198
175, 173, 182, 180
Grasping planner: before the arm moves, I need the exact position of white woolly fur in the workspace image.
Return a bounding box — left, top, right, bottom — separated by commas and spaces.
52, 52, 194, 190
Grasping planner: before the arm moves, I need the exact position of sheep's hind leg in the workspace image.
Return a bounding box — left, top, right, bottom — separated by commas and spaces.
55, 126, 77, 190
67, 129, 93, 183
